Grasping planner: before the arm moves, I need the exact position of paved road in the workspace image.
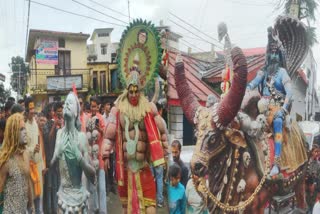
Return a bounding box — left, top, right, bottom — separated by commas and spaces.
107, 192, 169, 214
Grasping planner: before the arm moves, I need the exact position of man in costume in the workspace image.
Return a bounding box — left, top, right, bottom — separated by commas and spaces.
50, 92, 96, 213
246, 28, 293, 177
0, 113, 33, 213
102, 20, 168, 213
102, 66, 168, 214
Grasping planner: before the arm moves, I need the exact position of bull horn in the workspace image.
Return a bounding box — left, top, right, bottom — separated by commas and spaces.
174, 55, 200, 124
215, 47, 248, 128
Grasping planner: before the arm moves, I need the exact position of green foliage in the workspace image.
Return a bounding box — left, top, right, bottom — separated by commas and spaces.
0, 83, 11, 106
9, 56, 29, 95
113, 88, 122, 93
281, 0, 318, 47
89, 87, 96, 96
205, 81, 223, 95
306, 26, 318, 47
284, 0, 319, 21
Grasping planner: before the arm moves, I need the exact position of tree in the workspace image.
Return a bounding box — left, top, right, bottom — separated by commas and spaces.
283, 0, 319, 21
0, 83, 11, 107
279, 0, 319, 47
9, 56, 29, 96
306, 26, 318, 47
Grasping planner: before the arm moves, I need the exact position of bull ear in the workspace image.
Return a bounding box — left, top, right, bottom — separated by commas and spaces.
174, 56, 200, 125
214, 47, 248, 128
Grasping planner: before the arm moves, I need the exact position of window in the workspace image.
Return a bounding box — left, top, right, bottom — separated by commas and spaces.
93, 71, 98, 92
100, 71, 106, 93
101, 44, 107, 55
58, 38, 65, 48
111, 69, 118, 91
55, 51, 71, 75
111, 53, 117, 63
98, 33, 109, 37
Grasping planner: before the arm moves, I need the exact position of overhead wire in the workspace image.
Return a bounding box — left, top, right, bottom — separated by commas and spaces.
198, 0, 209, 31
169, 12, 223, 46
128, 0, 131, 22
87, 0, 129, 18
22, 0, 27, 56
182, 35, 213, 44
180, 38, 206, 52
13, 0, 17, 54
225, 0, 274, 7
168, 18, 224, 50
71, 0, 128, 25
29, 1, 127, 27
25, 0, 31, 59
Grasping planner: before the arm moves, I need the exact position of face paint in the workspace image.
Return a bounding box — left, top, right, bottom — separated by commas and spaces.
19, 127, 28, 146
128, 85, 140, 106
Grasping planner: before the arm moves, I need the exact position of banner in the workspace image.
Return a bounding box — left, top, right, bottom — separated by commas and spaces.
36, 38, 58, 65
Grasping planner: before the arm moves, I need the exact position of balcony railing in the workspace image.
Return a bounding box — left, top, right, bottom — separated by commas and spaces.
29, 68, 90, 92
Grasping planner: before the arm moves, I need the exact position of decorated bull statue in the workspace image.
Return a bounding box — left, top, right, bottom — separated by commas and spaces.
174, 16, 310, 213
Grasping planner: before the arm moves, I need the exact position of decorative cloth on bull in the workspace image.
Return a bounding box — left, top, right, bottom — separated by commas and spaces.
115, 19, 165, 214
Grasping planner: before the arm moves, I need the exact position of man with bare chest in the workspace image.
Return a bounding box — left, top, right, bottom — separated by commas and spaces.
102, 69, 168, 214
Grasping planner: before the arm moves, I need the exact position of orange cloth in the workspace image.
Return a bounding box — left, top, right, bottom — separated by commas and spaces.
30, 160, 41, 197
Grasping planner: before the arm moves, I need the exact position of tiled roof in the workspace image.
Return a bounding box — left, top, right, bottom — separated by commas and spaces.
167, 47, 306, 107
167, 51, 219, 106
216, 47, 266, 57
202, 53, 265, 83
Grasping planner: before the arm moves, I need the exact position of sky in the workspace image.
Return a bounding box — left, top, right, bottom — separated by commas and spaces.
0, 0, 319, 93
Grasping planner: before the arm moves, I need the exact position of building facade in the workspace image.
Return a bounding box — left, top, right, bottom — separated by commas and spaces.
87, 28, 121, 104
87, 28, 118, 63
26, 29, 90, 111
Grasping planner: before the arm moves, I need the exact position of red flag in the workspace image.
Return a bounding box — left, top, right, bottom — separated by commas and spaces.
223, 65, 230, 92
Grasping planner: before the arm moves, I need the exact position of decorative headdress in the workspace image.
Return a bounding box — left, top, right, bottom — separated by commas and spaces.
118, 19, 162, 92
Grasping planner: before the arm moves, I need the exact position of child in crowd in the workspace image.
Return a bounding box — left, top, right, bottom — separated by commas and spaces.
168, 163, 186, 214
313, 185, 320, 213
306, 177, 317, 213
185, 174, 208, 214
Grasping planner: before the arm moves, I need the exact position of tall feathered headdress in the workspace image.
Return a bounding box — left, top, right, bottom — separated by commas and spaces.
117, 19, 162, 92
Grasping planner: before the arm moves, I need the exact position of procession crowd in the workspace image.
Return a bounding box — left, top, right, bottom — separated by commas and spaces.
0, 96, 210, 214
0, 96, 116, 213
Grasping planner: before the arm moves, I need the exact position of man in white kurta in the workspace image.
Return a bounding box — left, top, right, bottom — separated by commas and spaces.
25, 98, 45, 214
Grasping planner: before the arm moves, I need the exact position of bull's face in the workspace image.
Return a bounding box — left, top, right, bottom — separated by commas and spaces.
191, 107, 225, 178
174, 47, 248, 183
